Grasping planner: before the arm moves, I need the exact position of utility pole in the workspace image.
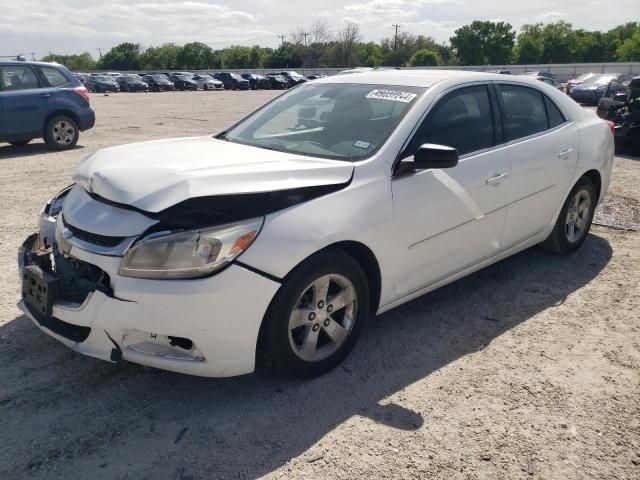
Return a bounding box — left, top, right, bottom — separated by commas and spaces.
97, 48, 103, 59
301, 32, 310, 71
392, 23, 400, 67
278, 35, 286, 45
30, 52, 36, 61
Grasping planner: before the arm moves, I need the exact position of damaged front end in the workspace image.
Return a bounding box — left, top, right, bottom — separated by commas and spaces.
19, 231, 112, 343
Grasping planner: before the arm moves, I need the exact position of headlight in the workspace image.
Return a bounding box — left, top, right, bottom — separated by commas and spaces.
44, 184, 74, 218
119, 217, 264, 279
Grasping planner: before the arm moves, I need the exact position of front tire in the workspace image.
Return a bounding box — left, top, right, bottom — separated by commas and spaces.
261, 250, 370, 377
540, 176, 596, 254
44, 115, 79, 151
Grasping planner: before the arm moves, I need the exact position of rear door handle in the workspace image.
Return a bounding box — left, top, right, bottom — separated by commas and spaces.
486, 172, 508, 186
557, 148, 573, 158
39, 93, 50, 98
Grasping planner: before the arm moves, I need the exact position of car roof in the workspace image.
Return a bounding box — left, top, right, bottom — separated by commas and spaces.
0, 60, 65, 68
312, 69, 525, 88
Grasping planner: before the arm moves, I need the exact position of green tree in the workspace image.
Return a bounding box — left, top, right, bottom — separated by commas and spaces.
97, 43, 141, 70
540, 21, 576, 63
380, 33, 439, 66
617, 30, 640, 61
175, 42, 216, 69
265, 43, 304, 68
354, 42, 384, 67
450, 21, 515, 65
513, 24, 544, 64
408, 49, 440, 66
40, 52, 96, 71
139, 44, 180, 70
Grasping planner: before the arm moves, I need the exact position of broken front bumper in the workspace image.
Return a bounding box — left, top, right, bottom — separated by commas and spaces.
18, 232, 280, 377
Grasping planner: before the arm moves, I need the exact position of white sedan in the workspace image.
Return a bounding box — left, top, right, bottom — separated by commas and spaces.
191, 74, 223, 91
18, 70, 614, 378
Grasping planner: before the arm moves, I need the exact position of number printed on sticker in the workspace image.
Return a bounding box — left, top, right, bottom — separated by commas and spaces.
366, 89, 417, 103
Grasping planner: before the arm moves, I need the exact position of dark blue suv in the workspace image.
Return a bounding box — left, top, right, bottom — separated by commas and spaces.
0, 61, 95, 150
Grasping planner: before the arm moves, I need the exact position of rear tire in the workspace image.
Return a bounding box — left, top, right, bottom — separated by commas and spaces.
9, 139, 31, 146
260, 250, 370, 377
540, 176, 596, 254
44, 115, 79, 151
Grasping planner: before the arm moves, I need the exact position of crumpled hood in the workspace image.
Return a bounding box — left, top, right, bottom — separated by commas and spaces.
74, 136, 354, 213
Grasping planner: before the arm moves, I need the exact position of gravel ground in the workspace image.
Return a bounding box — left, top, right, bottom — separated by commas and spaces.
0, 91, 639, 480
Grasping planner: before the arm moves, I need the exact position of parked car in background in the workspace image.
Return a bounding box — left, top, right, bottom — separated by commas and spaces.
279, 71, 307, 86
569, 73, 633, 105
168, 74, 198, 91
533, 75, 563, 91
213, 72, 250, 90
86, 75, 119, 93
18, 71, 613, 378
241, 73, 269, 90
523, 71, 556, 80
74, 73, 90, 86
565, 73, 596, 93
486, 70, 511, 75
306, 74, 327, 80
265, 74, 290, 89
192, 74, 223, 91
142, 74, 175, 92
597, 76, 640, 153
0, 61, 95, 150
117, 75, 149, 92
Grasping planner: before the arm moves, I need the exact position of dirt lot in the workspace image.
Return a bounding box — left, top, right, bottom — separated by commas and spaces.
0, 91, 639, 480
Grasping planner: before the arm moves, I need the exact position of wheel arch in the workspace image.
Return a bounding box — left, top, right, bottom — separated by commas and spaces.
43, 109, 80, 136
581, 169, 602, 203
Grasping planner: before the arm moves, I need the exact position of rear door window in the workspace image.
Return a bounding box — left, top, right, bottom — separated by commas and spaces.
0, 66, 40, 91
406, 85, 495, 156
39, 66, 70, 87
498, 85, 548, 141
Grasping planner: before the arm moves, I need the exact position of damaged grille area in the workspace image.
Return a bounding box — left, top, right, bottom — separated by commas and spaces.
63, 216, 126, 247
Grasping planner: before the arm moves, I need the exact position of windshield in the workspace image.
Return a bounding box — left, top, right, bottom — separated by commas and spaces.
223, 83, 424, 161
175, 75, 191, 80
576, 73, 594, 82
585, 74, 616, 85
150, 75, 167, 81
94, 76, 111, 81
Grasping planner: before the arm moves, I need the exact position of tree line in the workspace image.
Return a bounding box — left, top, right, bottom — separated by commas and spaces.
41, 20, 640, 72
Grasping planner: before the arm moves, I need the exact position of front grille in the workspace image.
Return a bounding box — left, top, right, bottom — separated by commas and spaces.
63, 216, 126, 247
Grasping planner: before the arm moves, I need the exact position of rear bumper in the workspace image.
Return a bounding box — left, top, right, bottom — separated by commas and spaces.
18, 232, 280, 377
77, 108, 96, 131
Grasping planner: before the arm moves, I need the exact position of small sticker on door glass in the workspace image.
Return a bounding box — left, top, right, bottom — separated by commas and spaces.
353, 140, 371, 149
366, 89, 417, 103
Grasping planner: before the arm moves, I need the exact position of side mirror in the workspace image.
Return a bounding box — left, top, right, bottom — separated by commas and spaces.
413, 144, 459, 169
613, 92, 629, 102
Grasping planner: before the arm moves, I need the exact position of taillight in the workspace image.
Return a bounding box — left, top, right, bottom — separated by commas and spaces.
73, 85, 90, 104
606, 120, 615, 136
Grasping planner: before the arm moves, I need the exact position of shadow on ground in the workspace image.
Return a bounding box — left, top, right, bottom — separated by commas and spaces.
0, 142, 85, 160
0, 234, 613, 479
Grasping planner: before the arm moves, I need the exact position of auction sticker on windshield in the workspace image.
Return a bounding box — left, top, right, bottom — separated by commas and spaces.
366, 89, 417, 103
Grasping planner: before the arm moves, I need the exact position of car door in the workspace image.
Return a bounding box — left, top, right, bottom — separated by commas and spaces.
391, 84, 511, 298
0, 65, 53, 140
496, 84, 579, 247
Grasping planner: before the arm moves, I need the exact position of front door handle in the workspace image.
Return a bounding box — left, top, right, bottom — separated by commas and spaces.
39, 93, 50, 98
558, 148, 573, 159
486, 172, 508, 186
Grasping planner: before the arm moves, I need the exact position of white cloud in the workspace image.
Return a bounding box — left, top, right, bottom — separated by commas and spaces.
0, 0, 638, 57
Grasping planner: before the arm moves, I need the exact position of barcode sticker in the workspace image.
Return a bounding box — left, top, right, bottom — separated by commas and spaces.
366, 89, 417, 103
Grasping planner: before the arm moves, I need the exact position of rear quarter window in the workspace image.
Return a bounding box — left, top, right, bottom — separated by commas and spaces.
39, 66, 70, 87
544, 95, 567, 128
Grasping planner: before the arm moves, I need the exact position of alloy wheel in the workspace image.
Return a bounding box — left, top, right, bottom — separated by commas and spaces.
565, 188, 592, 243
288, 274, 357, 362
51, 120, 76, 147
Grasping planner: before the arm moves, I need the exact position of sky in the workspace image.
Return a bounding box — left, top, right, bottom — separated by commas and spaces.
1, 0, 639, 58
